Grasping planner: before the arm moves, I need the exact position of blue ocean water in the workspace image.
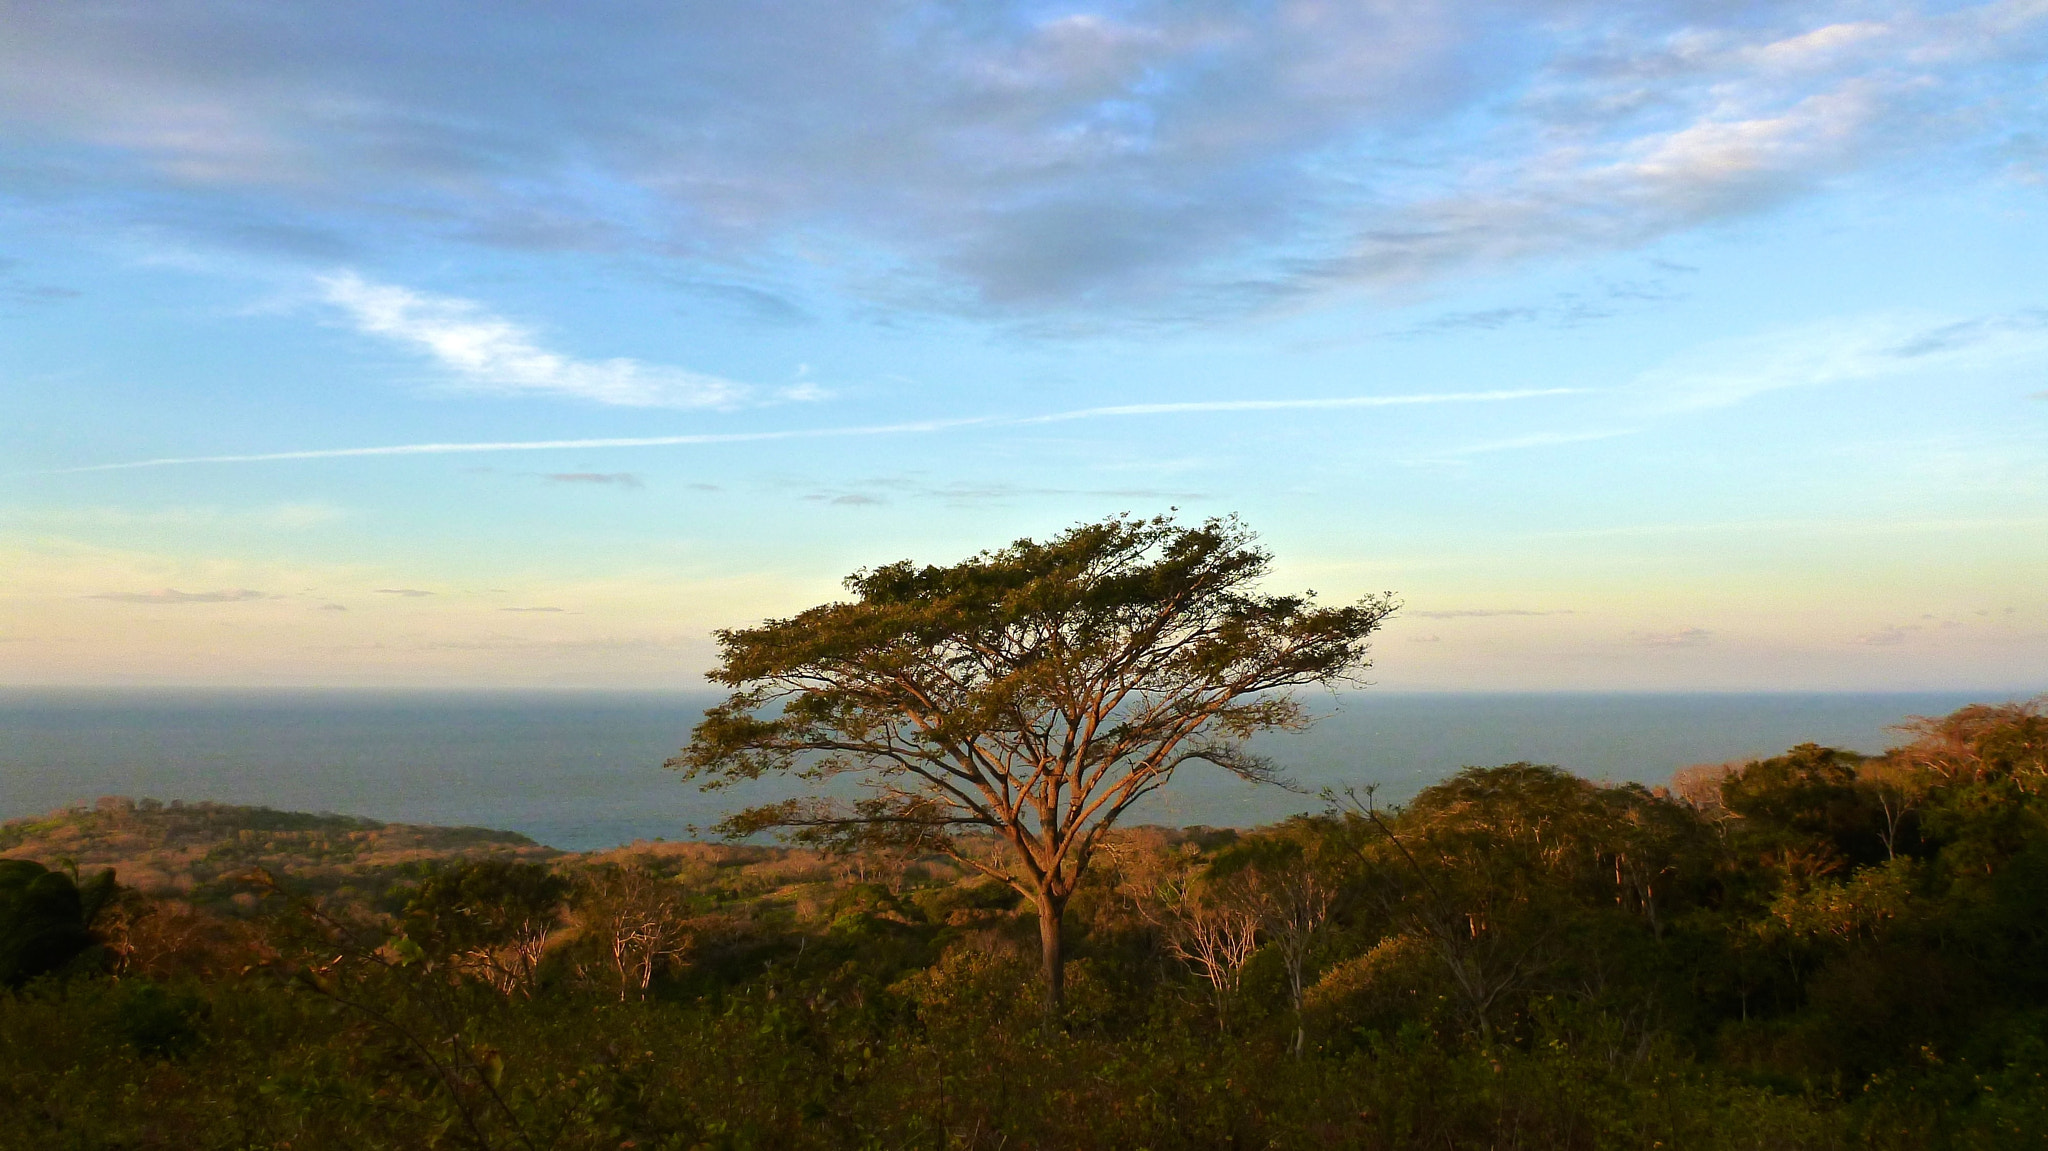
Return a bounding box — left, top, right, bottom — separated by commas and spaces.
0, 689, 1999, 851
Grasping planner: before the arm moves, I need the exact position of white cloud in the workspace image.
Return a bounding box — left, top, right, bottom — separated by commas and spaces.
87, 588, 269, 603
544, 472, 643, 488
1634, 627, 1713, 648
1411, 608, 1574, 619
1313, 79, 1893, 289
1215, 2, 2047, 298
319, 272, 748, 408
1745, 22, 1892, 71
0, 1, 2041, 317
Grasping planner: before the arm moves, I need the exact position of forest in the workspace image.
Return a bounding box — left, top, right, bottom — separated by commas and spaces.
3, 695, 2046, 1150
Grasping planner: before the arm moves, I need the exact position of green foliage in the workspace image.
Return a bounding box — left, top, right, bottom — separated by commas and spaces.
2, 695, 2046, 1148
401, 860, 569, 955
1724, 743, 1887, 873
111, 980, 208, 1057
400, 859, 570, 996
0, 858, 115, 987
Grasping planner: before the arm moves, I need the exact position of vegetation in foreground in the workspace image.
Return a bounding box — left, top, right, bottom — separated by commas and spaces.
3, 696, 2047, 1149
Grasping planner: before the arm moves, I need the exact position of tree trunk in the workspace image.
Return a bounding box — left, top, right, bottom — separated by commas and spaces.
1288, 959, 1306, 1057
1034, 888, 1066, 1016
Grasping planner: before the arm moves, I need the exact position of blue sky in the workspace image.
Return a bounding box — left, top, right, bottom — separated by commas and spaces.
2, 0, 2045, 690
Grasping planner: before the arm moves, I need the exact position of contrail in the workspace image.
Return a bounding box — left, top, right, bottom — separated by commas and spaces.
1011, 388, 1580, 423
40, 418, 993, 474
34, 388, 1581, 475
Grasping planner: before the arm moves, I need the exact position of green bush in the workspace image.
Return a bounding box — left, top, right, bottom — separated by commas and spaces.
0, 858, 115, 988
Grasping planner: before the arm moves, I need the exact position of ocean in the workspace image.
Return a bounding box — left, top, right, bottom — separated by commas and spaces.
0, 689, 1998, 851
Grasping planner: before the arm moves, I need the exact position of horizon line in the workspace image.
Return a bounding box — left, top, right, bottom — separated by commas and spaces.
0, 683, 2026, 696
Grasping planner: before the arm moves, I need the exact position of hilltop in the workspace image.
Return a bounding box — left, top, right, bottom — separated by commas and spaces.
0, 798, 557, 907
0, 796, 1055, 943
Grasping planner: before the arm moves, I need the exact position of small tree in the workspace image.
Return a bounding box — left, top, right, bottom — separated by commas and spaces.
1891, 696, 2048, 789
673, 513, 1394, 1010
402, 860, 568, 997
1150, 864, 1264, 1035
577, 865, 695, 1001
1856, 759, 1926, 861
1216, 824, 1340, 1054
1335, 770, 1587, 1046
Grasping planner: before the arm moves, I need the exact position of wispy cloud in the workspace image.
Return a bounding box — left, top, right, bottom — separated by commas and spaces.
1395, 278, 1689, 337
1634, 627, 1713, 648
373, 588, 435, 597
87, 588, 269, 604
1410, 608, 1575, 619
1013, 389, 1582, 425
802, 476, 1208, 507
0, 503, 346, 529
1278, 6, 2048, 297
545, 472, 643, 488
1537, 514, 2048, 541
45, 418, 987, 473
384, 635, 695, 654
320, 272, 748, 408
1402, 306, 1544, 334
1411, 429, 1638, 463
1321, 86, 1886, 289
1637, 308, 2048, 412
40, 388, 1577, 474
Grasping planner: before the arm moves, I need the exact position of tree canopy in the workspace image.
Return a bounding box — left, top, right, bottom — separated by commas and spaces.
671, 513, 1396, 1005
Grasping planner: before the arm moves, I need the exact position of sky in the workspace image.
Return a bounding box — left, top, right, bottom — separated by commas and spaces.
1, 0, 2045, 692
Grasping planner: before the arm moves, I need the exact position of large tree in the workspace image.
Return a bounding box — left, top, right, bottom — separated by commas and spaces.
670, 513, 1395, 1008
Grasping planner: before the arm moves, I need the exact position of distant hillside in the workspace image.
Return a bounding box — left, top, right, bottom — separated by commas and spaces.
0, 797, 557, 906
0, 795, 872, 917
